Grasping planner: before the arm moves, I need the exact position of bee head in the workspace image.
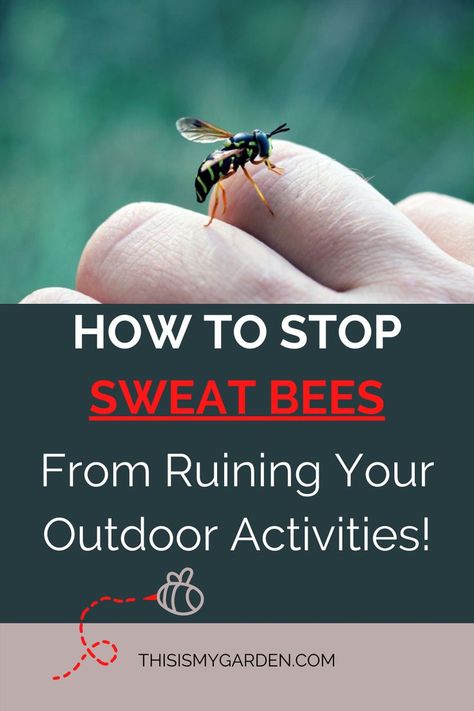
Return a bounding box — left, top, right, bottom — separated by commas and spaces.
253, 129, 271, 158
255, 123, 290, 158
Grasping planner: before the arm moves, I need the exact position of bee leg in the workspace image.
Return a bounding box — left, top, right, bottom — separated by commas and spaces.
265, 159, 285, 176
205, 186, 220, 227
241, 165, 274, 216
218, 180, 227, 214
251, 158, 265, 164
205, 172, 236, 226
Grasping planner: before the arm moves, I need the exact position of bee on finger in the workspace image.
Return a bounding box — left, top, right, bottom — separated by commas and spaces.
176, 117, 290, 226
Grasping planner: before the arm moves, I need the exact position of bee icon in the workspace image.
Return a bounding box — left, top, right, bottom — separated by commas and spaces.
176, 117, 290, 225
156, 567, 204, 617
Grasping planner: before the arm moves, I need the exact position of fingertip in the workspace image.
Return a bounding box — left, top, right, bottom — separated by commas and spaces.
20, 287, 99, 304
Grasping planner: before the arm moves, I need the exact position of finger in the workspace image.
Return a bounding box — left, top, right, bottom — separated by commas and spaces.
76, 201, 337, 303
397, 192, 474, 267
214, 140, 453, 291
20, 287, 100, 304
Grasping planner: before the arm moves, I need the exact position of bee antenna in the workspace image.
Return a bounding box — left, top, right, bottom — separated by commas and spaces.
268, 123, 290, 137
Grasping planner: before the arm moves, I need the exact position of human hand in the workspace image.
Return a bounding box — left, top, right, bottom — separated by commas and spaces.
21, 141, 474, 304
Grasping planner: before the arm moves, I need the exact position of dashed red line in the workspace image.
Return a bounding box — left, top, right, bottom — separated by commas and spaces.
52, 594, 154, 681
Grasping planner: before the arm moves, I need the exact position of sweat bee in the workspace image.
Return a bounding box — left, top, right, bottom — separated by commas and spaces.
176, 117, 290, 226
156, 568, 204, 616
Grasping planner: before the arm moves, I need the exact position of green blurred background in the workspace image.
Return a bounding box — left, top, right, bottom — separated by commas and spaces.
0, 0, 473, 302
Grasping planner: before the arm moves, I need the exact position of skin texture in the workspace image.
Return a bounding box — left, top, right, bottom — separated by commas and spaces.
21, 140, 474, 304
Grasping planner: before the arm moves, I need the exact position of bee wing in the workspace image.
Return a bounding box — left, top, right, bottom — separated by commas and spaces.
176, 117, 233, 143
199, 148, 244, 172
179, 567, 194, 583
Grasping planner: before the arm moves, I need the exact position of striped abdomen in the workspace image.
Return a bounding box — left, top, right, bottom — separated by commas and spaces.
195, 152, 234, 203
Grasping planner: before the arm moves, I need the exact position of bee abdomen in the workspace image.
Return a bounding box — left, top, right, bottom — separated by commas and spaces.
195, 154, 233, 203
195, 171, 213, 203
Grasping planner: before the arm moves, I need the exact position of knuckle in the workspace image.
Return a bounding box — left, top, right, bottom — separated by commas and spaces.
91, 201, 162, 244
397, 192, 444, 214
77, 201, 163, 288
